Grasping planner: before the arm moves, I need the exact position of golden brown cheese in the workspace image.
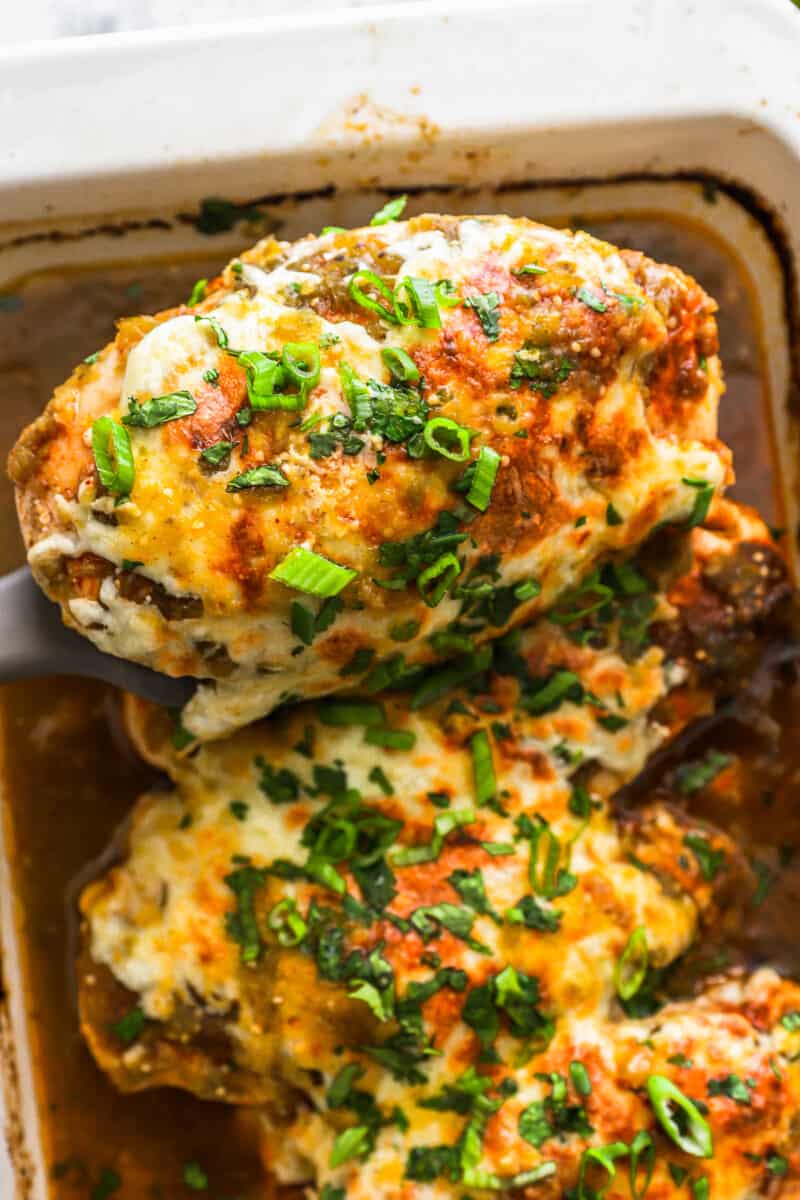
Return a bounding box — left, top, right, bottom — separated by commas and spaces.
77, 502, 792, 1199
9, 213, 730, 739
265, 969, 800, 1200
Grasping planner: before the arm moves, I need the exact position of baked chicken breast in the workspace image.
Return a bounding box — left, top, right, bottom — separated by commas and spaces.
77, 500, 794, 1198
9, 213, 729, 740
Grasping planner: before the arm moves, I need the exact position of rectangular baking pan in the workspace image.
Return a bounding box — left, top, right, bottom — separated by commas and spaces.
1, 1, 799, 1195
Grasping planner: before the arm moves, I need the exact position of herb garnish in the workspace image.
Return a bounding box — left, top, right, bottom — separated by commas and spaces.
510, 344, 575, 397
683, 833, 726, 882
464, 292, 501, 341
199, 440, 234, 469
224, 863, 269, 963
370, 194, 408, 225
226, 463, 290, 492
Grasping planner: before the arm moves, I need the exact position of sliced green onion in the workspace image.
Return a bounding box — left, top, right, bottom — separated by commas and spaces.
525, 669, 581, 715
578, 1143, 629, 1200
435, 279, 461, 308
226, 464, 290, 492
370, 194, 407, 225
364, 727, 417, 750
513, 579, 541, 603
282, 342, 321, 391
507, 1164, 557, 1188
513, 263, 548, 277
391, 807, 476, 867
194, 313, 230, 349
390, 619, 421, 642
410, 645, 492, 710
422, 416, 473, 462
321, 225, 346, 235
570, 1061, 592, 1096
317, 701, 385, 727
349, 270, 397, 322
646, 1075, 713, 1158
470, 729, 496, 806
394, 276, 442, 328
187, 278, 207, 306
91, 416, 135, 499
417, 552, 461, 607
466, 446, 501, 512
270, 547, 357, 597
683, 477, 715, 528
238, 350, 284, 408
329, 1125, 370, 1168
429, 630, 474, 656
577, 284, 608, 313
381, 346, 420, 383
267, 898, 307, 946
615, 926, 649, 1001
629, 1130, 655, 1200
123, 391, 197, 428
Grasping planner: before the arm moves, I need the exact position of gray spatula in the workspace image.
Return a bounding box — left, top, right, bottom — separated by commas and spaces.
0, 566, 197, 707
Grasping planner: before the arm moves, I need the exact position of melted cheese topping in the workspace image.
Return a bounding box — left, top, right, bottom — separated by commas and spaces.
81, 523, 774, 1196
15, 214, 730, 739
78, 502, 799, 1196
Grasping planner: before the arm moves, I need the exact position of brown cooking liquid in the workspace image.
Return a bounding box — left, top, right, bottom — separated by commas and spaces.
0, 215, 791, 1198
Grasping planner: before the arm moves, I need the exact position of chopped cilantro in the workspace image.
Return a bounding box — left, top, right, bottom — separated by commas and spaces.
224, 864, 268, 963
256, 758, 301, 804
110, 1006, 146, 1046
464, 292, 501, 341
409, 903, 489, 954
708, 1074, 753, 1105
675, 750, 730, 795
183, 1161, 209, 1191
510, 344, 575, 397
123, 391, 197, 428
505, 894, 561, 932
448, 868, 500, 921
199, 440, 235, 468
519, 1071, 592, 1148
226, 463, 290, 491
751, 859, 773, 906
683, 833, 726, 882
340, 362, 428, 450
90, 1169, 122, 1200
369, 764, 394, 796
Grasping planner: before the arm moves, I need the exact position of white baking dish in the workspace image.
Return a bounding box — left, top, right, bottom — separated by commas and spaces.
1, 1, 799, 1195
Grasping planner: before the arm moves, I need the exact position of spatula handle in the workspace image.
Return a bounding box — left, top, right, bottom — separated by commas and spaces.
0, 567, 196, 708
